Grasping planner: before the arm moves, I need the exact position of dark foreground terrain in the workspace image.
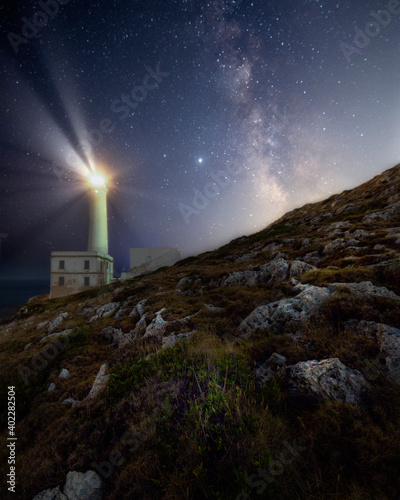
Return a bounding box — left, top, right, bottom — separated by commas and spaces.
1, 165, 400, 499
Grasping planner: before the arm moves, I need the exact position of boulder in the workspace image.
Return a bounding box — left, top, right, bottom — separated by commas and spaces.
263, 242, 283, 251
235, 252, 258, 263
362, 202, 400, 223
39, 329, 74, 343
48, 312, 69, 332
59, 368, 69, 379
132, 314, 148, 336
286, 358, 369, 404
63, 470, 104, 500
323, 239, 346, 255
129, 298, 148, 320
89, 303, 119, 323
221, 258, 290, 287
239, 285, 331, 336
303, 251, 321, 266
144, 309, 167, 338
354, 321, 400, 384
100, 326, 128, 348
327, 281, 400, 300
221, 270, 258, 287
85, 364, 109, 400
289, 260, 316, 279
161, 331, 196, 350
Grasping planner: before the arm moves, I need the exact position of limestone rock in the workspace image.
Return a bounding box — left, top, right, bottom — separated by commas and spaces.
323, 238, 346, 255
62, 398, 79, 408
129, 298, 148, 320
235, 252, 258, 263
204, 303, 224, 312
132, 314, 148, 336
48, 312, 69, 333
33, 486, 67, 500
90, 302, 119, 323
162, 331, 196, 350
86, 364, 109, 400
354, 320, 400, 384
266, 352, 287, 368
289, 260, 316, 279
362, 201, 400, 223
59, 368, 69, 379
287, 358, 369, 404
303, 251, 321, 266
263, 242, 283, 251
100, 326, 130, 348
63, 470, 104, 500
239, 285, 331, 336
327, 281, 400, 300
221, 270, 258, 287
144, 309, 168, 338
39, 329, 74, 344
221, 258, 290, 287
37, 320, 49, 330
176, 277, 193, 289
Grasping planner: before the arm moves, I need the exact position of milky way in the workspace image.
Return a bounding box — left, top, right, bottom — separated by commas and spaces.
0, 0, 399, 277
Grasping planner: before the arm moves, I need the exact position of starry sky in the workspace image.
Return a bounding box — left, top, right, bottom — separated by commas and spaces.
0, 0, 399, 279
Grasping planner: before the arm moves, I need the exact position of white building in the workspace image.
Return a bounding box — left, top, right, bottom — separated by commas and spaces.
49, 173, 114, 299
120, 247, 181, 280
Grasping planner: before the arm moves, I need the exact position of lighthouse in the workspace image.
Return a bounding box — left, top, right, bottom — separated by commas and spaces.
87, 173, 109, 255
49, 170, 114, 299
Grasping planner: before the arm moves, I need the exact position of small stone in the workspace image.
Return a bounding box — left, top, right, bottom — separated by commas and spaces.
63, 470, 104, 500
59, 368, 69, 379
85, 364, 109, 400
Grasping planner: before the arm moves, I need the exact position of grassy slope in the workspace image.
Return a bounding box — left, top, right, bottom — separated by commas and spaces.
0, 165, 400, 499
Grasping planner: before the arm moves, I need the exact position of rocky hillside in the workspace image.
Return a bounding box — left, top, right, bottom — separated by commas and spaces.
1, 164, 400, 500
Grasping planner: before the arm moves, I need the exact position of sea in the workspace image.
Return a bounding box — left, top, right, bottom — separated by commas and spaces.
0, 279, 50, 322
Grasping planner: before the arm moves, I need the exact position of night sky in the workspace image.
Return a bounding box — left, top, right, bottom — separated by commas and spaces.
0, 0, 399, 279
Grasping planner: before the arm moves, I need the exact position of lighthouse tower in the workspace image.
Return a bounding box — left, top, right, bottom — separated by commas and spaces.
87, 174, 109, 254
49, 171, 113, 299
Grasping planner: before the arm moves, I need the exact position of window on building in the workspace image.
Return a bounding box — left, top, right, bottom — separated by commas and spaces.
84, 260, 90, 270
100, 261, 103, 270
59, 260, 65, 269
84, 277, 90, 286
59, 276, 65, 286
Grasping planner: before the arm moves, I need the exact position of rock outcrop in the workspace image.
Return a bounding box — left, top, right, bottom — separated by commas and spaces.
239, 285, 331, 336
33, 470, 103, 500
286, 358, 370, 404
